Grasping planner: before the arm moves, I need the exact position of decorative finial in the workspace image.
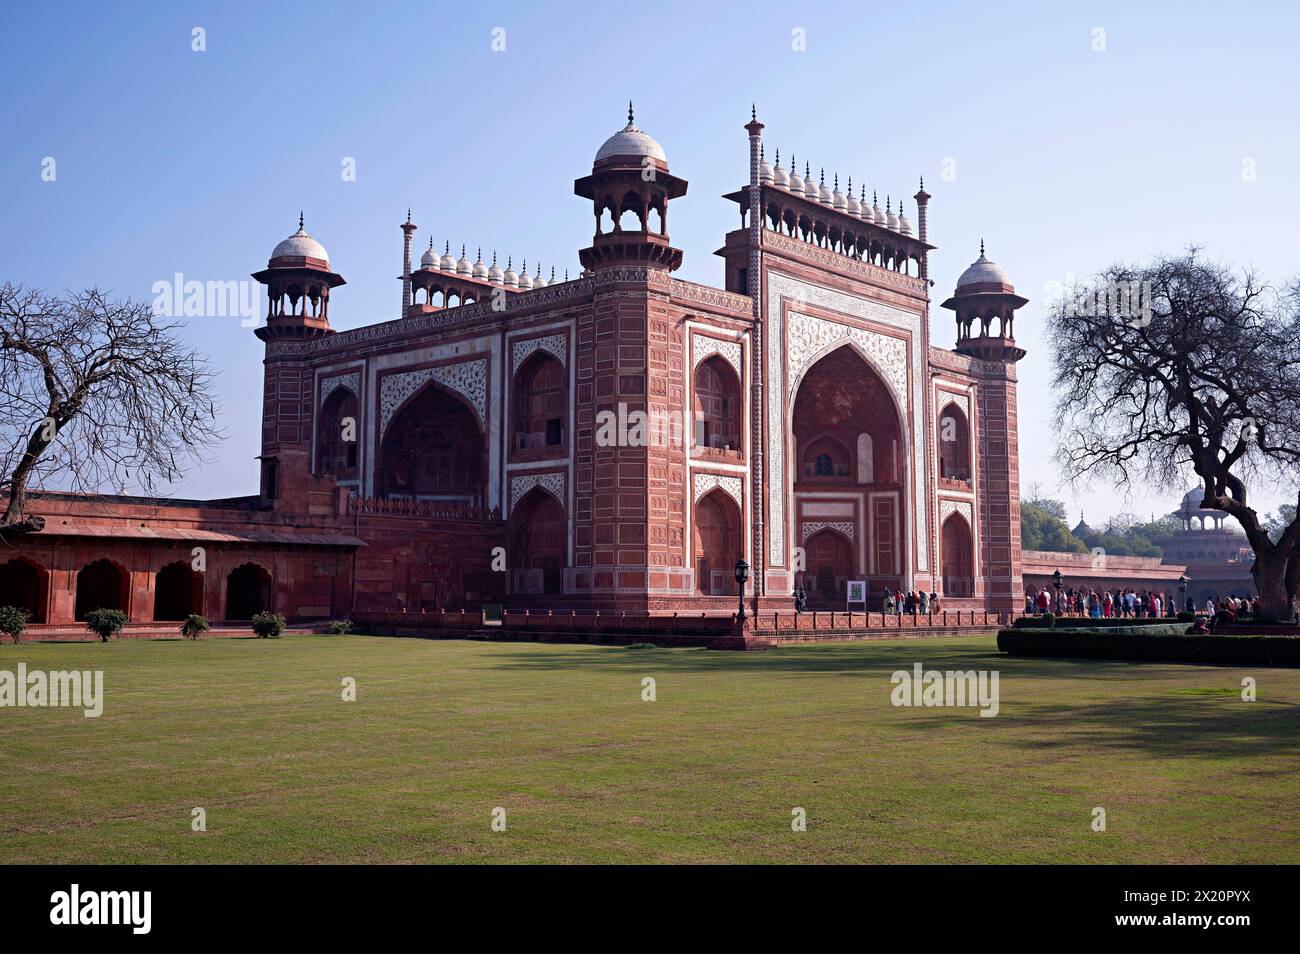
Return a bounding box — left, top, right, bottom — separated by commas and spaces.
427, 237, 434, 251
476, 246, 482, 261
805, 161, 811, 177
919, 175, 925, 190
461, 244, 466, 257
873, 190, 878, 204
980, 238, 985, 256
550, 267, 556, 281
834, 173, 839, 190
628, 100, 634, 125
751, 103, 756, 121
565, 269, 570, 281
492, 251, 497, 265
886, 195, 891, 212
445, 240, 450, 254
406, 208, 412, 224
790, 153, 796, 171
775, 147, 780, 165
298, 211, 304, 231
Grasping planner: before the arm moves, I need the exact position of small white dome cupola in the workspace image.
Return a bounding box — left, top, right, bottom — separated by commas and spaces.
456, 244, 472, 276
788, 154, 804, 194
419, 237, 439, 270
439, 241, 457, 271
503, 256, 518, 288
845, 176, 860, 215
472, 247, 488, 280
773, 148, 790, 189
519, 258, 534, 290
758, 146, 773, 184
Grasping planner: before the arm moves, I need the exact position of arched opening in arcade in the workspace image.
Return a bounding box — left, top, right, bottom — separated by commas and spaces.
693, 355, 741, 453
938, 403, 971, 483
75, 558, 130, 620
693, 488, 742, 595
510, 487, 565, 595
513, 351, 567, 456
940, 513, 974, 598
153, 561, 205, 621
378, 381, 485, 506
0, 557, 49, 624
792, 344, 906, 584
225, 562, 273, 620
317, 386, 359, 480
803, 528, 854, 603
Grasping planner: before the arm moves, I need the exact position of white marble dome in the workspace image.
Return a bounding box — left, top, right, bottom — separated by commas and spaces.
271, 216, 328, 265
595, 105, 666, 164
472, 249, 488, 280
955, 246, 1014, 290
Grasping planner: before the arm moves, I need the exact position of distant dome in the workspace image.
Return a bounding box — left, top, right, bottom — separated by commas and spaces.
439, 242, 456, 271
488, 254, 504, 284
502, 258, 518, 288
472, 249, 488, 280
788, 160, 805, 194
955, 244, 1015, 292
758, 149, 773, 184
1180, 487, 1226, 515
595, 104, 666, 164
456, 245, 472, 276
519, 260, 534, 290
886, 200, 900, 231
845, 181, 860, 215
872, 195, 885, 225
270, 215, 328, 265
1072, 513, 1097, 537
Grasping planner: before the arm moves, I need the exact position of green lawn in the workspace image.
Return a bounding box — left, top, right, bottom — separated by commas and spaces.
1, 634, 1296, 864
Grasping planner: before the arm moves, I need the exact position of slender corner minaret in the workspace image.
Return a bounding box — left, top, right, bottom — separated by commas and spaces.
400, 209, 417, 315
914, 177, 931, 281
745, 104, 765, 610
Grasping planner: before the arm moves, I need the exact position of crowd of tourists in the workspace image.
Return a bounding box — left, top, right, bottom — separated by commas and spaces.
1024, 586, 1260, 620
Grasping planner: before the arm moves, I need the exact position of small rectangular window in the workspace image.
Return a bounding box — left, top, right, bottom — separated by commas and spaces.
546, 419, 562, 446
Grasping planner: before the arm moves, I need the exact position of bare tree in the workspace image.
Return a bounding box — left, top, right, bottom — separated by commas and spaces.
1049, 250, 1300, 619
0, 284, 223, 534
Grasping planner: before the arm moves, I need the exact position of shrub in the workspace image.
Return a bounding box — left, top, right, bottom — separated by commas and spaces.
1177, 611, 1196, 622
250, 611, 285, 639
325, 618, 353, 636
84, 608, 128, 643
0, 605, 29, 644
180, 614, 210, 640
624, 642, 659, 650
1040, 612, 1055, 627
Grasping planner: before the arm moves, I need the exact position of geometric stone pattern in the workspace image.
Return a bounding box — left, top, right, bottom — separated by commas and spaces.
511, 333, 568, 376
693, 472, 743, 508
510, 471, 566, 512
379, 358, 487, 436
801, 520, 855, 543
692, 334, 743, 377
319, 370, 360, 406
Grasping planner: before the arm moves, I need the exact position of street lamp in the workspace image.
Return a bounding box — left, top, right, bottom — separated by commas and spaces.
1052, 569, 1063, 614
734, 559, 749, 620
1179, 574, 1188, 611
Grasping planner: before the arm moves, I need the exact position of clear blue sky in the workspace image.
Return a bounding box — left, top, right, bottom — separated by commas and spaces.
2, 0, 1295, 525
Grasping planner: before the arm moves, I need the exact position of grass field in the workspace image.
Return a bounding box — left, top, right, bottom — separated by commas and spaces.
1, 634, 1296, 864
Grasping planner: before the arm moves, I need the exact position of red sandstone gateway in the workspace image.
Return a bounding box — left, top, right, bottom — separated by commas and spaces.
3, 107, 1091, 644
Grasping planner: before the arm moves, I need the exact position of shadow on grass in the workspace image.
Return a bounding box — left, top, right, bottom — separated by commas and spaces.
483, 638, 1188, 682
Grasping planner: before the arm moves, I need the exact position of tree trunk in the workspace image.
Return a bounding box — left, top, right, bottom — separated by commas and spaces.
1252, 548, 1299, 621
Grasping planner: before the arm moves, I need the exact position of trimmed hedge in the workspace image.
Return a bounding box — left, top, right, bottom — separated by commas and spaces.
998, 629, 1300, 666
1011, 616, 1196, 631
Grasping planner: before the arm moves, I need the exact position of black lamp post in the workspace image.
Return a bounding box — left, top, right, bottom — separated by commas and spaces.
1052, 569, 1063, 613
1179, 574, 1188, 611
734, 559, 749, 620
